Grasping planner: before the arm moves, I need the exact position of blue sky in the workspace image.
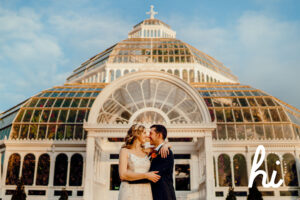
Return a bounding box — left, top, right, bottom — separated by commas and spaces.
0, 0, 300, 112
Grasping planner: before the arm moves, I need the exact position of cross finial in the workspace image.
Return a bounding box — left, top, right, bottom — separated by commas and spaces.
146, 5, 158, 19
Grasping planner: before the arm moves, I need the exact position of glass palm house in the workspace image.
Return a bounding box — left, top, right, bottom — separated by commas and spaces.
0, 6, 300, 200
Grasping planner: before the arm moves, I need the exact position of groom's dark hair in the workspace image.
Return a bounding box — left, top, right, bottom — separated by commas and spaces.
150, 124, 167, 140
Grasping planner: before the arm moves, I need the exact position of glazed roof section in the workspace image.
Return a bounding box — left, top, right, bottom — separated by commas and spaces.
4, 84, 106, 141
1, 82, 299, 141
195, 83, 300, 140
67, 38, 238, 83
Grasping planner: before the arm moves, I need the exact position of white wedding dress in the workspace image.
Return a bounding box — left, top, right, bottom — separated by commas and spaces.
118, 152, 153, 200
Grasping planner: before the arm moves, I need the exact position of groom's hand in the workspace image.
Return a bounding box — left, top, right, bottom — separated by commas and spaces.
159, 145, 170, 158
145, 171, 161, 183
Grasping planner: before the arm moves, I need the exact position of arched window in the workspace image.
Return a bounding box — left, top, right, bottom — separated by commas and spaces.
54, 154, 68, 186
233, 154, 248, 186
189, 70, 194, 83
267, 154, 283, 186
69, 154, 83, 186
131, 69, 136, 72
206, 75, 209, 83
110, 70, 114, 82
124, 70, 129, 75
197, 71, 201, 82
251, 154, 266, 186
6, 153, 21, 185
201, 73, 205, 83
282, 154, 298, 186
36, 154, 50, 186
218, 154, 232, 186
160, 69, 165, 72
167, 69, 173, 74
174, 70, 180, 77
182, 70, 188, 82
21, 154, 35, 185
116, 69, 121, 79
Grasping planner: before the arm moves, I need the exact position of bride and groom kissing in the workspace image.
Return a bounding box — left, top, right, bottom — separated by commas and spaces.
118, 124, 176, 200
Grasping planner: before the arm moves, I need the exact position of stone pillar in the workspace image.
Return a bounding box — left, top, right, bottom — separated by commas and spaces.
204, 133, 214, 199
66, 154, 71, 186
84, 134, 95, 200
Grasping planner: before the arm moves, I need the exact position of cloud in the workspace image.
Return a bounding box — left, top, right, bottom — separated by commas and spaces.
171, 11, 300, 109
0, 7, 65, 111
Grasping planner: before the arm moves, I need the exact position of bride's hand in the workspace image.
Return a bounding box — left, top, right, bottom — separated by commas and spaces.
145, 171, 160, 183
159, 142, 171, 158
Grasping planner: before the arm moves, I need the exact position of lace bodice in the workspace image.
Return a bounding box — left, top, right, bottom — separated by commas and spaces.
127, 153, 151, 173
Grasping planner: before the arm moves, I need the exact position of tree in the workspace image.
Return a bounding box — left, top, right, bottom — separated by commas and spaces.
11, 179, 26, 200
247, 182, 263, 200
226, 186, 236, 200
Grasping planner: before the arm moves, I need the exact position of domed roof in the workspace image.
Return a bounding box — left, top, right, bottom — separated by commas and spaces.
67, 38, 238, 82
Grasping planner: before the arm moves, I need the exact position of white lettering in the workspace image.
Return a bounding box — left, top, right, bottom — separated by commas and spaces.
248, 145, 283, 188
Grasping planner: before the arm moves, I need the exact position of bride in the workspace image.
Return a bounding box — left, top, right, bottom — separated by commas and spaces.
118, 124, 170, 200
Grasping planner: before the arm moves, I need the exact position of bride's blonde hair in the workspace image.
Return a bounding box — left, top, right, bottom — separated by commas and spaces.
122, 124, 145, 149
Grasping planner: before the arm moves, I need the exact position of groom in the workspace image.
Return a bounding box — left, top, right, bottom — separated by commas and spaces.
148, 124, 176, 200
127, 124, 176, 200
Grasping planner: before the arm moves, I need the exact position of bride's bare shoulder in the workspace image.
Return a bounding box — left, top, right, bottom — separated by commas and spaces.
120, 147, 130, 156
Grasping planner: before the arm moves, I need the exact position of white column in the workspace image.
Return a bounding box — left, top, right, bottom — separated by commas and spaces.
84, 134, 95, 200
105, 70, 109, 83
230, 154, 235, 187
33, 153, 39, 186
97, 72, 100, 83
191, 153, 199, 191
66, 154, 71, 186
204, 133, 214, 200
19, 153, 24, 178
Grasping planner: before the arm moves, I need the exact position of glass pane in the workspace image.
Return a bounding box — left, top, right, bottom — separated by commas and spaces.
67, 110, 77, 123
233, 109, 243, 122
282, 154, 298, 186
227, 125, 236, 139
58, 110, 68, 123
49, 110, 59, 122
270, 109, 281, 122
238, 98, 248, 107
233, 154, 248, 186
175, 164, 190, 191
252, 109, 263, 122
251, 154, 265, 186
40, 110, 50, 122
217, 124, 227, 139
22, 154, 35, 185
71, 99, 80, 107
225, 109, 234, 122
74, 126, 83, 139
267, 154, 283, 186
273, 125, 283, 139
265, 125, 274, 139
54, 154, 68, 186
20, 125, 29, 139
218, 154, 232, 186
56, 124, 65, 140
255, 125, 264, 139
38, 125, 47, 139
283, 125, 293, 139
6, 154, 21, 185
15, 110, 25, 122
62, 99, 72, 107
242, 109, 253, 122
110, 164, 121, 190
236, 125, 245, 139
23, 110, 33, 122
278, 108, 289, 122
36, 154, 50, 186
69, 154, 83, 186
54, 99, 63, 107
246, 125, 255, 140
29, 124, 38, 139
31, 110, 42, 122
248, 98, 257, 106
256, 98, 266, 106
65, 125, 74, 139
216, 109, 225, 122
47, 125, 56, 139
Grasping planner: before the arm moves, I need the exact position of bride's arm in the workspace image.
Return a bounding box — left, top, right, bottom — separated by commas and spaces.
118, 148, 160, 182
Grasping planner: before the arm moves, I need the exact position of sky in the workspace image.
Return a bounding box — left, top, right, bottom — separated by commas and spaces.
0, 0, 300, 113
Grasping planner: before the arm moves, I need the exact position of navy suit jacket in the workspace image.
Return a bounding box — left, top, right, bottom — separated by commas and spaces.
127, 148, 176, 200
